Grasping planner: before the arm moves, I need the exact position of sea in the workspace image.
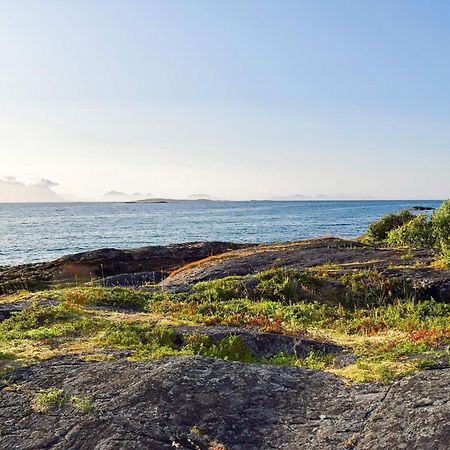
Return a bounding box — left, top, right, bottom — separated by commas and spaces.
0, 200, 442, 265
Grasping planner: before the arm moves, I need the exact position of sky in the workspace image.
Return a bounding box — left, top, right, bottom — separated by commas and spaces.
0, 0, 449, 201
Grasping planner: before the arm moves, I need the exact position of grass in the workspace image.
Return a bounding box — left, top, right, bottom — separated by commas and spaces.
0, 267, 448, 383
31, 388, 94, 413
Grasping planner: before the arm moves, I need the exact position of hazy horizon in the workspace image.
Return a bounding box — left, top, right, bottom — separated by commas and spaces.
1, 1, 450, 201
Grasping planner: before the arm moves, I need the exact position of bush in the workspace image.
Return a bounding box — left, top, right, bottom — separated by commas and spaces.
191, 277, 247, 302
201, 335, 255, 362
386, 215, 435, 248
365, 201, 450, 250
254, 268, 315, 303
63, 287, 150, 310
439, 246, 450, 268
365, 210, 415, 243
431, 200, 450, 248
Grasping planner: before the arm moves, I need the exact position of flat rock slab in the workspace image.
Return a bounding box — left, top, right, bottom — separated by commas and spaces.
357, 367, 450, 449
0, 356, 448, 449
171, 325, 343, 358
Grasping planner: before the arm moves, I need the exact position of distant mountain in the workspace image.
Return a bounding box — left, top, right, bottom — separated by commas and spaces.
103, 191, 147, 202
189, 193, 214, 200
270, 194, 374, 201
0, 178, 64, 202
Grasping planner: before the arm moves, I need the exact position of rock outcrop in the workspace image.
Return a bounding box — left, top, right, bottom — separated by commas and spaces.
162, 238, 450, 301
0, 242, 250, 294
0, 356, 448, 449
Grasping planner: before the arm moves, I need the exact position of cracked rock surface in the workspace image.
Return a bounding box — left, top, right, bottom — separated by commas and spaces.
0, 356, 448, 449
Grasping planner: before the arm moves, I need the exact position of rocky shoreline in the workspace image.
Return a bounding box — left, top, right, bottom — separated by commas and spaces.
1, 238, 449, 449
3, 237, 450, 302
0, 241, 250, 295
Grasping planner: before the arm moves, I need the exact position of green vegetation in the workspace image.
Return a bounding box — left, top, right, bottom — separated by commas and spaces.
364, 209, 415, 243
1, 207, 449, 389
363, 200, 450, 267
64, 286, 150, 309
268, 350, 334, 370
0, 264, 448, 384
31, 388, 94, 413
386, 214, 435, 248
32, 388, 66, 413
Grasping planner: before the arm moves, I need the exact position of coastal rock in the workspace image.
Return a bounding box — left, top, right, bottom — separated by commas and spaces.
162, 238, 450, 301
381, 267, 450, 301
0, 298, 60, 321
97, 271, 163, 287
0, 242, 250, 294
357, 368, 450, 449
0, 356, 448, 449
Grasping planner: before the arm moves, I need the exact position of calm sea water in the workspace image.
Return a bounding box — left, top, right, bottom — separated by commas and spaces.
0, 200, 442, 265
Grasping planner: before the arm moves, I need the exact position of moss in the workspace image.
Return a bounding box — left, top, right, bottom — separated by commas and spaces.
32, 388, 66, 413
69, 395, 94, 412
31, 388, 93, 413
267, 350, 334, 370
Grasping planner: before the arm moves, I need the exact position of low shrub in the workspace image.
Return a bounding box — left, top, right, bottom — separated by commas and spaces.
201, 335, 255, 363
431, 199, 450, 248
191, 277, 247, 302
64, 287, 150, 310
386, 215, 435, 248
364, 210, 415, 243
101, 323, 176, 349
254, 268, 315, 303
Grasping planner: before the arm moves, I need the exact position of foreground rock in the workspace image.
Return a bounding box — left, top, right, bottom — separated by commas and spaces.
357, 367, 450, 449
0, 242, 249, 294
0, 356, 448, 449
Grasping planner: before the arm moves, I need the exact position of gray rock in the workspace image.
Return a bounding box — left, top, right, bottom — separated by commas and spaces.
0, 241, 250, 294
0, 356, 448, 449
332, 353, 360, 368
357, 368, 450, 449
98, 271, 162, 287
161, 238, 450, 302
0, 298, 60, 322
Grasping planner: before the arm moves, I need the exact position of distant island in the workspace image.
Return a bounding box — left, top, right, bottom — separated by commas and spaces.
126, 197, 214, 204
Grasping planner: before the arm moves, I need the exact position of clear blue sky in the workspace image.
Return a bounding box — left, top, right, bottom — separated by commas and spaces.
1, 0, 449, 200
